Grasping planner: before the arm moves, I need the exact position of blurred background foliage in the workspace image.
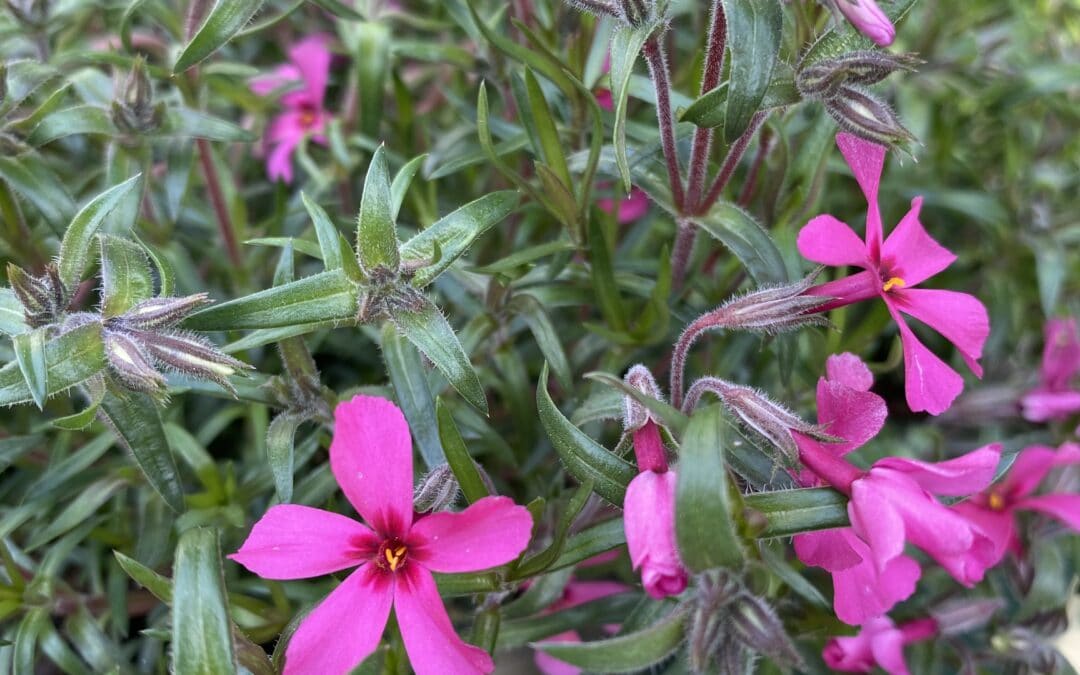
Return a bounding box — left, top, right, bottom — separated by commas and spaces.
0, 0, 1077, 672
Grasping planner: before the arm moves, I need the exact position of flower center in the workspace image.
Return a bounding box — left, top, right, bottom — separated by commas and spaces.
882, 276, 906, 292
987, 491, 1006, 511
297, 105, 318, 129
375, 538, 409, 572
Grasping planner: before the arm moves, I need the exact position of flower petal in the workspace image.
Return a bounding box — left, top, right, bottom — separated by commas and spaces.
804, 270, 881, 313
409, 496, 533, 573
794, 529, 862, 571
887, 303, 965, 415
229, 505, 377, 579
797, 214, 871, 268
832, 542, 920, 626
879, 197, 956, 286
1021, 390, 1080, 422
951, 501, 1014, 566
266, 133, 300, 184
282, 564, 393, 675
1000, 445, 1062, 498
534, 632, 583, 675
874, 444, 1001, 496
868, 625, 911, 675
826, 353, 875, 391
396, 565, 494, 675
1040, 318, 1080, 390
287, 35, 332, 105
890, 288, 989, 377
331, 395, 415, 537
848, 480, 906, 571
1018, 494, 1080, 532
250, 64, 302, 97
836, 133, 887, 253
816, 378, 887, 452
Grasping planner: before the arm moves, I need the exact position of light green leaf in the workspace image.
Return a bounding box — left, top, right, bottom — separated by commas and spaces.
381, 323, 445, 469
13, 328, 48, 410
723, 0, 783, 143
390, 293, 487, 414
390, 154, 427, 222
27, 105, 114, 145
436, 398, 490, 503
99, 234, 154, 318
524, 69, 571, 188
160, 108, 256, 142
0, 322, 107, 407
742, 487, 848, 538
537, 365, 636, 505
609, 23, 654, 192
0, 156, 75, 228
57, 175, 143, 295
534, 607, 687, 672
356, 145, 400, 274
172, 528, 237, 675
693, 200, 788, 285
0, 288, 29, 336
300, 192, 345, 272
26, 477, 128, 550
266, 414, 301, 503
354, 21, 391, 139
174, 0, 268, 73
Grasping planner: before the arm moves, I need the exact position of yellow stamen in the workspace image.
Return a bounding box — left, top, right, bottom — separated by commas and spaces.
383, 545, 407, 571
882, 276, 906, 292
988, 491, 1005, 511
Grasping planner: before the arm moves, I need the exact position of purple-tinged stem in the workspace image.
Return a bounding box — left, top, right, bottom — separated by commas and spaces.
642, 37, 686, 215
195, 140, 243, 269
670, 309, 723, 409
670, 218, 697, 290
696, 110, 769, 216
900, 618, 939, 644
685, 0, 728, 211
737, 126, 773, 206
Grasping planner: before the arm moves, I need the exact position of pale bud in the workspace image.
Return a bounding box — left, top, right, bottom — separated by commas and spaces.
825, 85, 915, 145
929, 598, 1004, 637
7, 262, 66, 327
413, 464, 460, 513
111, 57, 164, 133
622, 364, 664, 432
130, 329, 251, 394
123, 294, 211, 329
104, 328, 166, 394
798, 50, 921, 100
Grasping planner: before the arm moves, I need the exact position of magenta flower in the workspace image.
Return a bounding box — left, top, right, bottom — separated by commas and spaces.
791, 354, 918, 624
230, 395, 533, 675
598, 187, 650, 224
833, 0, 896, 47
798, 133, 990, 415
250, 36, 333, 183
1021, 318, 1080, 423
799, 438, 1001, 587
824, 616, 937, 675
624, 419, 688, 599
533, 578, 629, 675
952, 442, 1080, 565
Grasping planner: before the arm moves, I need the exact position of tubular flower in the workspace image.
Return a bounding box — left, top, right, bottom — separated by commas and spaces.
791, 354, 917, 625
952, 442, 1080, 564
231, 395, 533, 675
249, 35, 333, 183
797, 133, 990, 415
1020, 317, 1080, 423
832, 0, 896, 47
798, 438, 1001, 588
824, 616, 938, 675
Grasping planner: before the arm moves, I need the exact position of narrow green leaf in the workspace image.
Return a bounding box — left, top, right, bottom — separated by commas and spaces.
0, 322, 106, 407
160, 108, 256, 142
0, 60, 61, 116
524, 69, 571, 188
120, 0, 155, 52
436, 398, 489, 503
0, 287, 28, 336
676, 406, 745, 571
98, 234, 154, 318
51, 376, 106, 431
743, 487, 849, 538
693, 201, 788, 285
499, 593, 640, 648
390, 154, 427, 222
679, 72, 799, 129
308, 0, 364, 19
390, 294, 487, 414
511, 481, 592, 579
56, 175, 143, 294
723, 0, 783, 143
537, 365, 636, 505
183, 270, 357, 331
26, 477, 128, 550
609, 23, 653, 191
400, 190, 519, 288
172, 528, 237, 675
0, 156, 75, 228
381, 323, 445, 469
465, 2, 575, 99
300, 192, 345, 272
98, 387, 186, 512
114, 550, 173, 602
174, 0, 267, 73
535, 162, 581, 238
509, 294, 572, 390
587, 216, 628, 331
27, 105, 114, 145
534, 607, 687, 672
357, 145, 400, 273
265, 414, 301, 502
13, 329, 48, 410
354, 22, 391, 139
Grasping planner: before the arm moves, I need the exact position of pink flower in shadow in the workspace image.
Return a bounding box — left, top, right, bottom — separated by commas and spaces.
798, 133, 990, 415
250, 36, 334, 183
824, 616, 937, 674
598, 187, 650, 224
1021, 318, 1080, 423
230, 395, 533, 675
533, 577, 629, 675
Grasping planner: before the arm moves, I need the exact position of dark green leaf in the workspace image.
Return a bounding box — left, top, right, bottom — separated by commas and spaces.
390, 154, 426, 222
524, 69, 571, 188
57, 175, 143, 294
436, 398, 489, 503
300, 192, 345, 272
183, 270, 358, 331
266, 414, 302, 503
172, 528, 237, 674
0, 322, 107, 407
609, 23, 654, 191
723, 0, 783, 143
354, 22, 391, 139
160, 108, 256, 142
693, 201, 788, 285
381, 323, 445, 468
743, 487, 848, 538
175, 0, 268, 72
99, 234, 154, 318
0, 156, 75, 228
26, 477, 128, 550
511, 481, 591, 579
508, 294, 572, 390
27, 105, 114, 145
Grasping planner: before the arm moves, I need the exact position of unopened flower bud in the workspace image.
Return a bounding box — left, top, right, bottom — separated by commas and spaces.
798, 50, 920, 100
825, 85, 914, 145
622, 364, 664, 432
7, 262, 67, 327
728, 591, 803, 668
104, 328, 166, 394
413, 463, 460, 513
617, 0, 653, 27
991, 625, 1064, 672
123, 294, 211, 329
833, 0, 895, 46
709, 268, 833, 335
130, 329, 251, 394
929, 598, 1004, 636
624, 470, 687, 599
111, 57, 164, 133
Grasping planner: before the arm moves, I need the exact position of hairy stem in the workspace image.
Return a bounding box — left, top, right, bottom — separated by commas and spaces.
670, 309, 724, 409
643, 36, 686, 214
670, 218, 697, 290
196, 140, 243, 269
697, 110, 769, 216
685, 0, 728, 211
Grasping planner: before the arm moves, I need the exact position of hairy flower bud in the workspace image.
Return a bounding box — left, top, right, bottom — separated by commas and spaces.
111, 57, 164, 133
104, 328, 166, 394
825, 85, 915, 145
708, 267, 834, 335
929, 598, 1005, 637
413, 463, 460, 513
622, 364, 664, 432
798, 50, 921, 100
8, 262, 67, 327
617, 0, 653, 27
123, 294, 211, 329
130, 329, 251, 394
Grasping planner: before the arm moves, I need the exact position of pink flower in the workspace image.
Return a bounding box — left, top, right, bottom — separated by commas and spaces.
824, 616, 937, 675
799, 438, 1001, 587
833, 0, 896, 47
230, 395, 533, 675
952, 442, 1080, 564
792, 354, 916, 624
1021, 318, 1080, 422
798, 133, 990, 415
623, 420, 688, 599
598, 187, 650, 224
250, 36, 333, 183
533, 579, 629, 675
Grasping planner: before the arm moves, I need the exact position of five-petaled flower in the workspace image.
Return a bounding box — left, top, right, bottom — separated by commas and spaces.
798, 133, 990, 415
1021, 317, 1080, 424
952, 442, 1080, 565
231, 395, 533, 675
824, 615, 938, 675
249, 35, 333, 183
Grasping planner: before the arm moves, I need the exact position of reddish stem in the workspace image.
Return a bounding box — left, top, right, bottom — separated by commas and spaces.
196, 139, 243, 269
697, 110, 769, 215
633, 420, 669, 473
642, 37, 686, 214
685, 0, 728, 211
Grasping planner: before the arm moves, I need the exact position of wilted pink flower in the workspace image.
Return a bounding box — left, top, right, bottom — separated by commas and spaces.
623, 419, 688, 599
1021, 318, 1080, 422
798, 133, 990, 415
833, 0, 896, 47
798, 437, 1001, 587
952, 442, 1080, 564
533, 579, 629, 675
598, 187, 650, 223
792, 354, 917, 625
824, 616, 937, 675
231, 395, 533, 675
250, 36, 333, 183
